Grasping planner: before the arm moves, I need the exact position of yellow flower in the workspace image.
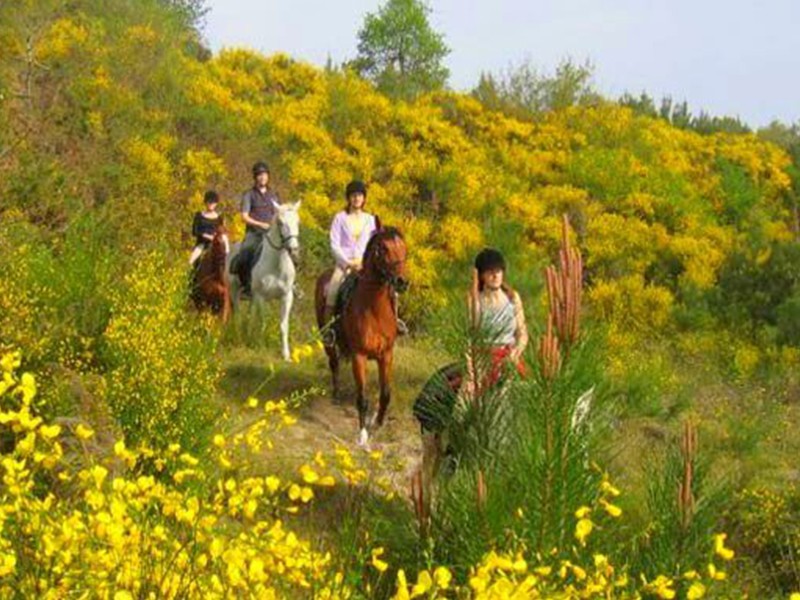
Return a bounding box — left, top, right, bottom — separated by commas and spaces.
288, 484, 301, 501
39, 424, 61, 439
318, 475, 336, 486
575, 506, 591, 519
213, 434, 225, 447
600, 498, 623, 518
434, 566, 452, 589
114, 592, 133, 600
713, 533, 735, 561
601, 479, 621, 497
411, 570, 432, 597
0, 552, 16, 576
371, 547, 388, 572
394, 569, 410, 600
575, 518, 593, 545
707, 563, 726, 580
593, 554, 608, 569
687, 582, 706, 599
17, 432, 36, 456
75, 424, 95, 440
300, 464, 320, 484
265, 475, 281, 493
19, 373, 37, 403
90, 465, 108, 489
246, 397, 258, 408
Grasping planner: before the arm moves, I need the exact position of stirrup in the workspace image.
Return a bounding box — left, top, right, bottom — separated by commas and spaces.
320, 315, 337, 348
322, 328, 336, 348
396, 318, 409, 336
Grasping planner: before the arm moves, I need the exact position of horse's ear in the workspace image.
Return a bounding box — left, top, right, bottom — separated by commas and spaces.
294, 199, 302, 210
375, 215, 382, 231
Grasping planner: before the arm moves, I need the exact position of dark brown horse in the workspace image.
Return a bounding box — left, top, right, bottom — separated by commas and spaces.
192, 226, 231, 322
315, 227, 408, 446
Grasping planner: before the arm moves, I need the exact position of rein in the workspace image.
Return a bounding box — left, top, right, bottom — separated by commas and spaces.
264, 216, 300, 262
364, 239, 408, 293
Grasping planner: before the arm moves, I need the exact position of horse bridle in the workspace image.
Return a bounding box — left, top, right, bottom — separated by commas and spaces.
368, 239, 409, 293
264, 217, 300, 254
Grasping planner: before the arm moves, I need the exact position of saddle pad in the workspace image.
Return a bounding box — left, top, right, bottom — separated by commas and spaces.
334, 272, 359, 317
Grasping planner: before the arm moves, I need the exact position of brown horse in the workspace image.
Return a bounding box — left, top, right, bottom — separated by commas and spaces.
315, 227, 408, 446
191, 226, 231, 322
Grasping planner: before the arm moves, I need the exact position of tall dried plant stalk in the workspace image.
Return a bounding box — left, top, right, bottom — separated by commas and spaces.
476, 469, 487, 512
540, 215, 583, 379
411, 470, 429, 535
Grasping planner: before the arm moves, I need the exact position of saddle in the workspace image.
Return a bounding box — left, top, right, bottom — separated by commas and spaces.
334, 272, 359, 318
323, 272, 359, 353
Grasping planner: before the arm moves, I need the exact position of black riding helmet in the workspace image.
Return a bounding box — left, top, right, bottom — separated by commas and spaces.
345, 180, 367, 200
474, 248, 506, 275
252, 161, 270, 178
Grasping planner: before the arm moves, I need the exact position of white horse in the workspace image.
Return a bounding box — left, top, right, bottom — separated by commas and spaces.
227, 201, 301, 360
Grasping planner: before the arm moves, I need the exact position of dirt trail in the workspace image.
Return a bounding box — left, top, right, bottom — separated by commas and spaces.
221, 341, 448, 494
273, 392, 423, 492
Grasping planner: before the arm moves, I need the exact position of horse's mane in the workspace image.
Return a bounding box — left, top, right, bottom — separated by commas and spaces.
364, 226, 403, 260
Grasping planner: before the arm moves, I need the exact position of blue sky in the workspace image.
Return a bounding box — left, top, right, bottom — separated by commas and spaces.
204, 0, 799, 128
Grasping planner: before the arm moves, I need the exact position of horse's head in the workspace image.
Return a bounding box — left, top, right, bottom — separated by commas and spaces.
210, 224, 228, 259
275, 201, 301, 261
365, 227, 409, 293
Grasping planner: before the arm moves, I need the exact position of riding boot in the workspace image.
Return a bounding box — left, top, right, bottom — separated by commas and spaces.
241, 271, 252, 299
239, 257, 252, 299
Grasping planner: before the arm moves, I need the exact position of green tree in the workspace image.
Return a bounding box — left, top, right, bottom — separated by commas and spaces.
353, 0, 449, 99
471, 58, 599, 119
161, 0, 208, 30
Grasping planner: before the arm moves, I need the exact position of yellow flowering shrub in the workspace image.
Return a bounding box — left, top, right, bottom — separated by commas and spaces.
731, 487, 800, 594
34, 17, 89, 61
0, 353, 355, 598
588, 276, 674, 332
102, 252, 219, 451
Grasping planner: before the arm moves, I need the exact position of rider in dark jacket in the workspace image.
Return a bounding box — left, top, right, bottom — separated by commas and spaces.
236, 161, 279, 295
189, 190, 228, 266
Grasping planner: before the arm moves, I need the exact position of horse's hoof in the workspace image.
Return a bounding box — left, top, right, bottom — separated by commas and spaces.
357, 428, 370, 448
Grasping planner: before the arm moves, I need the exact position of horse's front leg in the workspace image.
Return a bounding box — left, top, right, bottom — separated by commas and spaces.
353, 353, 369, 446
220, 285, 232, 323
375, 348, 394, 428
326, 345, 341, 400
280, 289, 294, 361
